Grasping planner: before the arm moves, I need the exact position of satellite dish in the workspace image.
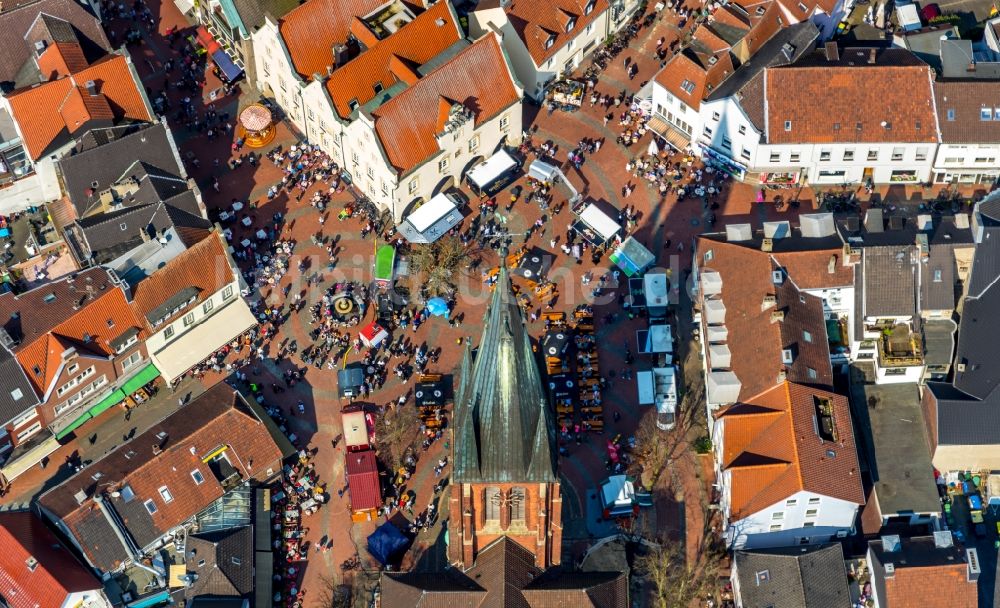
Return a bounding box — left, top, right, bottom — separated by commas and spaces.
110, 491, 121, 498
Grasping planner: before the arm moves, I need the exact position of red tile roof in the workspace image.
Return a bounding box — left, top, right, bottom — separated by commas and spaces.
130, 231, 234, 330
7, 53, 151, 159
654, 46, 734, 111
884, 563, 977, 608
372, 33, 520, 173
277, 0, 386, 79
40, 384, 286, 571
0, 512, 100, 608
719, 382, 864, 521
765, 61, 938, 144
499, 0, 609, 65
323, 0, 463, 119
36, 41, 89, 79
4, 275, 146, 398
345, 449, 381, 511
698, 237, 850, 401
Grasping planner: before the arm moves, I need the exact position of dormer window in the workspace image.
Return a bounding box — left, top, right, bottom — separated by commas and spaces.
348, 99, 359, 112
545, 34, 556, 49
566, 17, 576, 32
373, 82, 383, 94
585, 0, 595, 14
755, 5, 766, 15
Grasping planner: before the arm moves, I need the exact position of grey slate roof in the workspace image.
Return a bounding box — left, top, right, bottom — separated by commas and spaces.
452, 262, 557, 484
733, 543, 850, 608
73, 201, 211, 264
952, 223, 1000, 401
186, 527, 254, 598
229, 0, 299, 33
708, 22, 820, 102
0, 343, 40, 426
0, 0, 111, 88
58, 123, 189, 218
928, 222, 1000, 443
862, 246, 918, 317
920, 245, 956, 312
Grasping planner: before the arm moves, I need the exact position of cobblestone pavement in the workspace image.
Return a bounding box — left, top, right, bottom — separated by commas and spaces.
17, 0, 992, 603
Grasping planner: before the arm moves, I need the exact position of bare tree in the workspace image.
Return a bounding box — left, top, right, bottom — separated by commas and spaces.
632, 376, 706, 488
407, 235, 481, 297
375, 403, 420, 473
634, 529, 722, 608
315, 573, 352, 608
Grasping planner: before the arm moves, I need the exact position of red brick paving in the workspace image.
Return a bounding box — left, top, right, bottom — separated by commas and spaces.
38, 0, 994, 602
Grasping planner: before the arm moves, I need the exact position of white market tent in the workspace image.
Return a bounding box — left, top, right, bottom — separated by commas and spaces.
398, 192, 465, 244
466, 150, 518, 192
600, 475, 637, 516
578, 203, 621, 242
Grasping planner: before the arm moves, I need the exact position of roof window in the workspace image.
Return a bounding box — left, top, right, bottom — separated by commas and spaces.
348, 99, 359, 111
981, 107, 992, 121
144, 499, 157, 514
585, 0, 595, 14
755, 5, 766, 15
545, 33, 556, 49
680, 79, 695, 94
158, 485, 174, 503
566, 17, 576, 32
43, 293, 56, 303
373, 82, 383, 94
784, 120, 792, 131
947, 108, 955, 121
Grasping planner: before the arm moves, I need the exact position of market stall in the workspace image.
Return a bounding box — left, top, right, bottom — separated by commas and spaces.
548, 79, 584, 110
466, 150, 519, 197
345, 450, 381, 522
337, 364, 366, 399
599, 475, 640, 518
237, 103, 275, 148
610, 236, 655, 277
398, 192, 465, 244
513, 246, 553, 280
374, 244, 396, 287
342, 407, 372, 451
636, 366, 678, 430
360, 321, 389, 348
571, 201, 621, 247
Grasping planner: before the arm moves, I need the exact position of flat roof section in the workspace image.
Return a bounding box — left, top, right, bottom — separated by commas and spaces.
850, 379, 940, 517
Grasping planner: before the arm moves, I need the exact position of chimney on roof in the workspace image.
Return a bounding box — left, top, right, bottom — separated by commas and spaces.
868, 48, 877, 64
824, 41, 839, 62
85, 80, 98, 96
332, 43, 349, 69
828, 255, 837, 274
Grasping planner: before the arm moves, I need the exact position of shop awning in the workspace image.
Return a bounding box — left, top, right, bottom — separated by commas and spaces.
647, 115, 690, 152
55, 411, 91, 440
152, 301, 257, 383
121, 363, 160, 395
0, 434, 59, 481
88, 389, 126, 418
195, 26, 221, 54
211, 49, 244, 82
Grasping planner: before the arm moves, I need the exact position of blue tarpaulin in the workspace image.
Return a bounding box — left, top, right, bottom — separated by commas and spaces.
367, 522, 409, 565
426, 297, 449, 317
211, 48, 243, 82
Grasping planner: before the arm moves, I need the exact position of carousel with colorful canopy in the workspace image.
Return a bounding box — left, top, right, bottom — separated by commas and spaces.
238, 103, 276, 148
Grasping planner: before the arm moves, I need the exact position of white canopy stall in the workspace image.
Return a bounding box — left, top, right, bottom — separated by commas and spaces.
398, 192, 465, 244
